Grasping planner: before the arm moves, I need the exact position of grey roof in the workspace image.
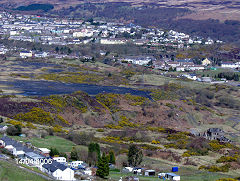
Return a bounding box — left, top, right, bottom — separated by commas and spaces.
23, 146, 33, 153
208, 128, 223, 133
1, 136, 12, 142
14, 146, 24, 151
25, 152, 44, 159
12, 142, 23, 148
52, 160, 67, 171
4, 140, 17, 146
42, 160, 68, 173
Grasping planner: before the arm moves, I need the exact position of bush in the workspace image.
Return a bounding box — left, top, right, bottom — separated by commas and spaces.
209, 140, 226, 151
67, 132, 94, 145
151, 140, 160, 144
96, 128, 104, 132
216, 178, 238, 181
186, 138, 210, 156
14, 107, 54, 125
199, 164, 230, 172
52, 125, 63, 132
25, 122, 36, 129
216, 156, 238, 163
7, 125, 22, 136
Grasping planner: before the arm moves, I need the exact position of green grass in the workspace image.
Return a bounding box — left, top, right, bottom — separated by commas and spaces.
0, 160, 47, 181
109, 171, 234, 181
131, 74, 209, 89
10, 135, 76, 152
196, 68, 240, 78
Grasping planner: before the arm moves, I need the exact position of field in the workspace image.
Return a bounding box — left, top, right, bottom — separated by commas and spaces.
10, 135, 78, 152
109, 172, 233, 181
0, 160, 47, 181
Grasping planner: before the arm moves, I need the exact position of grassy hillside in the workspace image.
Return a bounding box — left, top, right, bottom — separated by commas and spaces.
10, 135, 77, 152
0, 160, 47, 181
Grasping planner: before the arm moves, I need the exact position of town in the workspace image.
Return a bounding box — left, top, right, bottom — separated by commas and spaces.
0, 7, 239, 181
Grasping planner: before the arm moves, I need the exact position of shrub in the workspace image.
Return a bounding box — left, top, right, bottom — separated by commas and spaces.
7, 125, 22, 136
14, 107, 54, 125
199, 164, 230, 172
151, 140, 160, 144
96, 128, 104, 132
140, 144, 162, 150
182, 152, 191, 157
67, 132, 94, 145
7, 120, 25, 127
56, 115, 69, 125
124, 94, 148, 106
25, 122, 36, 129
186, 138, 210, 156
209, 140, 226, 151
147, 126, 166, 132
216, 178, 238, 181
216, 156, 238, 163
52, 125, 63, 132
96, 93, 119, 112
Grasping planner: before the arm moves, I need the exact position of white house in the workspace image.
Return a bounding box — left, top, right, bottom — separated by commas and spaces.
0, 125, 8, 132
100, 38, 127, 45
34, 52, 48, 58
38, 148, 50, 156
83, 168, 92, 176
42, 161, 75, 180
73, 29, 94, 38
25, 152, 45, 168
144, 170, 155, 176
12, 146, 25, 156
70, 161, 84, 168
187, 65, 205, 71
122, 167, 134, 173
158, 173, 180, 181
20, 51, 33, 58
53, 157, 67, 164
221, 62, 239, 69
176, 66, 185, 72
10, 30, 19, 36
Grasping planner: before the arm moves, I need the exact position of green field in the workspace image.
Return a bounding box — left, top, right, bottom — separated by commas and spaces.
109, 171, 234, 181
10, 135, 77, 152
0, 160, 47, 181
196, 68, 240, 78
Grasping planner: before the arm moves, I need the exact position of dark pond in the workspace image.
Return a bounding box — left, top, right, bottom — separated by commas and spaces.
0, 61, 152, 99
0, 80, 152, 99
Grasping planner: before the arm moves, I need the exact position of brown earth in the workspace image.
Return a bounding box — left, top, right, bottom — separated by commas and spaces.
1, 0, 240, 21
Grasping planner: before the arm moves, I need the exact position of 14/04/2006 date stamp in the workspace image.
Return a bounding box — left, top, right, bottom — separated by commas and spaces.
16, 158, 53, 165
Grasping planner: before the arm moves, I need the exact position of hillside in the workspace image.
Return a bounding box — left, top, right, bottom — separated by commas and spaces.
1, 0, 240, 21
1, 1, 240, 43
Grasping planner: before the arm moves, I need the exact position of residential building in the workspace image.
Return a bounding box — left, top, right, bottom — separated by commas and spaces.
202, 58, 211, 66
221, 62, 239, 69
20, 51, 33, 58
53, 157, 67, 164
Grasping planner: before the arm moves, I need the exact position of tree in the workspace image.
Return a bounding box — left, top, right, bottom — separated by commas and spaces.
55, 47, 59, 53
88, 142, 101, 166
109, 150, 116, 164
88, 142, 100, 158
50, 147, 59, 157
59, 152, 68, 159
70, 147, 79, 160
0, 117, 3, 123
96, 153, 109, 179
6, 125, 22, 136
127, 145, 143, 167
